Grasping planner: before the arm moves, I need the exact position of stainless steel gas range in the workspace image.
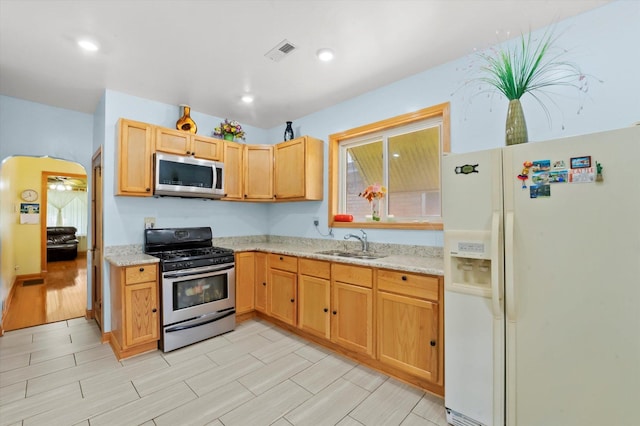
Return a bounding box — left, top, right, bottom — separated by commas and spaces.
144, 227, 235, 352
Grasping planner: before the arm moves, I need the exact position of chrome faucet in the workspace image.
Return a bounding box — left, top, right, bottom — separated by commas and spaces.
344, 229, 368, 252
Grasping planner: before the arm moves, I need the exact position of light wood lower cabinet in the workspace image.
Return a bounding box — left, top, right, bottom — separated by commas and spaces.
235, 252, 255, 315
298, 259, 331, 339
242, 252, 443, 395
109, 263, 160, 359
267, 254, 298, 326
254, 252, 268, 313
377, 269, 443, 387
331, 264, 374, 357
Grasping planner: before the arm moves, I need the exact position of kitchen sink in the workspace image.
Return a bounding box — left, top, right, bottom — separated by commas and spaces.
315, 250, 386, 259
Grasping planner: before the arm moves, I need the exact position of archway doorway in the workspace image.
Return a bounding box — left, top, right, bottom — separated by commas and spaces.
1, 156, 88, 331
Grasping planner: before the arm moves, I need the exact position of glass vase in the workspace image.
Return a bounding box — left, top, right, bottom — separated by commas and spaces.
505, 99, 528, 146
284, 121, 294, 141
176, 104, 197, 134
370, 198, 381, 221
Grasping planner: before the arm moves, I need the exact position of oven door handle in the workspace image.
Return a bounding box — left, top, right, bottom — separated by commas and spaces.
165, 309, 236, 333
163, 264, 234, 279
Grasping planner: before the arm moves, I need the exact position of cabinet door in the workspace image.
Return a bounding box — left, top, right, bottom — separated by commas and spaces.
124, 281, 159, 348
274, 138, 305, 199
298, 274, 330, 339
254, 252, 268, 313
331, 281, 373, 357
192, 135, 223, 160
155, 127, 191, 155
377, 291, 439, 382
235, 252, 255, 315
223, 141, 244, 199
117, 119, 153, 196
244, 145, 273, 199
268, 268, 297, 325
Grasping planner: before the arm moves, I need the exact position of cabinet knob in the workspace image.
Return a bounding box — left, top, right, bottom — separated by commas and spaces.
244, 194, 247, 198
152, 308, 157, 313
145, 188, 151, 192
262, 282, 266, 286
279, 256, 283, 261
186, 151, 191, 155
323, 308, 328, 312
290, 298, 295, 303
139, 267, 144, 272
401, 275, 407, 281
430, 340, 436, 347
332, 310, 337, 315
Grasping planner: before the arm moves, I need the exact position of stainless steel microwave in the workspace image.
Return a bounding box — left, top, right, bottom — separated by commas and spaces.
154, 152, 225, 199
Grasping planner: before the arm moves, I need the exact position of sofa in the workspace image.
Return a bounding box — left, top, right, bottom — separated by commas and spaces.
47, 226, 79, 261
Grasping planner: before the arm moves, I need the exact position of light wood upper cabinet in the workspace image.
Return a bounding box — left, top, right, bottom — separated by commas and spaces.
235, 252, 255, 315
254, 252, 268, 313
223, 141, 244, 199
156, 127, 223, 160
224, 143, 274, 200
274, 136, 323, 201
117, 118, 153, 196
109, 262, 159, 359
244, 145, 274, 200
298, 259, 331, 339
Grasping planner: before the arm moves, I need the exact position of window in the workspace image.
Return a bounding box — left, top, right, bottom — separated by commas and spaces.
329, 103, 450, 229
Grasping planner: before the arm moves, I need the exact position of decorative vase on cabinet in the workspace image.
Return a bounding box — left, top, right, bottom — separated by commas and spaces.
176, 104, 197, 134
284, 121, 294, 141
224, 133, 235, 141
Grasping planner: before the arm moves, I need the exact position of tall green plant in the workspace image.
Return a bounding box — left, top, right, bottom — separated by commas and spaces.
476, 28, 589, 118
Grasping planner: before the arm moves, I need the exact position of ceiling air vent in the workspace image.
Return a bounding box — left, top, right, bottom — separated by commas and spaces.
265, 39, 297, 62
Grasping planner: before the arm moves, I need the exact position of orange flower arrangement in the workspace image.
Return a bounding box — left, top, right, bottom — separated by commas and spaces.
359, 183, 386, 201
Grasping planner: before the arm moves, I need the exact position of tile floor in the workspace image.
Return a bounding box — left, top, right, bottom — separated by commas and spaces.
0, 317, 448, 426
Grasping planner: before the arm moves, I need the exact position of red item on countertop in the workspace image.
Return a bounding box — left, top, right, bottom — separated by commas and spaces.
334, 214, 354, 222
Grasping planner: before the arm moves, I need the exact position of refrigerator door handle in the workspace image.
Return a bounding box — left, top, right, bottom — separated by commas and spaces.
505, 210, 516, 322
491, 211, 502, 319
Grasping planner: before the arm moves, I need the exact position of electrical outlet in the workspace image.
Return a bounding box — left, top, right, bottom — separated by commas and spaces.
313, 217, 319, 226
144, 217, 156, 229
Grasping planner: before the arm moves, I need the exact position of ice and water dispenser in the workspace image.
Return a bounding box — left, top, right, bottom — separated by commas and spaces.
444, 230, 494, 298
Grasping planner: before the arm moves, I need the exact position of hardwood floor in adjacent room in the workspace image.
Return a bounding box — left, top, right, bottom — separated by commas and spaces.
3, 254, 87, 331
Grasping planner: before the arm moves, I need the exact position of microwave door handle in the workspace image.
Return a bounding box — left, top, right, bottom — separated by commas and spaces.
163, 264, 234, 279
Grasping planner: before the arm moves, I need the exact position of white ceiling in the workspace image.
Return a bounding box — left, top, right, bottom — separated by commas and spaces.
0, 0, 611, 129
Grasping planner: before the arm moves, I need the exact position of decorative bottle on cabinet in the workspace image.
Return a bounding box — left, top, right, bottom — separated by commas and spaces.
284, 121, 294, 141
176, 104, 197, 134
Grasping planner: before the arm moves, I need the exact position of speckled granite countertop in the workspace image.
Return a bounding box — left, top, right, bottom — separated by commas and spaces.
103, 236, 444, 276
223, 242, 443, 276
104, 245, 159, 267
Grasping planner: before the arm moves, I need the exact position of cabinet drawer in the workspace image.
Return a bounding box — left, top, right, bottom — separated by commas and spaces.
269, 254, 298, 272
377, 269, 439, 302
332, 263, 372, 288
125, 264, 157, 285
299, 258, 330, 279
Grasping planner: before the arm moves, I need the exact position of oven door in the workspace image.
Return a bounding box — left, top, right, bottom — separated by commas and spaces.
161, 263, 235, 326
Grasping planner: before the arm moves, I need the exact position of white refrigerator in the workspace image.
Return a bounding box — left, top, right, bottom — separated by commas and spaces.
442, 126, 640, 426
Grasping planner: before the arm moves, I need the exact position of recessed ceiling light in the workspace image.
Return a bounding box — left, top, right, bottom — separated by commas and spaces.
77, 39, 99, 52
241, 94, 254, 104
316, 48, 334, 62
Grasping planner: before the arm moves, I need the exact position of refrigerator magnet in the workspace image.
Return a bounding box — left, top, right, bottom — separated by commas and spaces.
454, 164, 478, 174
570, 155, 591, 169
596, 162, 604, 182
529, 184, 551, 198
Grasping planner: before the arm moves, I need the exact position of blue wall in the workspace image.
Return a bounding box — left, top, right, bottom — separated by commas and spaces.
266, 0, 640, 246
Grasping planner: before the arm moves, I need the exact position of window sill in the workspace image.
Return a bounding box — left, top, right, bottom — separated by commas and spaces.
330, 221, 443, 230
